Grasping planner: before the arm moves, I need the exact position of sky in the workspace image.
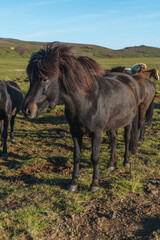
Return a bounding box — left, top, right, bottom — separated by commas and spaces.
0, 0, 160, 50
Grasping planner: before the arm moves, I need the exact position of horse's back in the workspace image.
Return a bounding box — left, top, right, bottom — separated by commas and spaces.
6, 81, 22, 92
96, 75, 139, 130
105, 72, 140, 102
6, 82, 24, 114
133, 75, 155, 91
0, 81, 12, 119
132, 75, 156, 103
0, 81, 24, 118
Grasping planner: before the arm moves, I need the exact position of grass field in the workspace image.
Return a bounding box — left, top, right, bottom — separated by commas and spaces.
0, 53, 160, 239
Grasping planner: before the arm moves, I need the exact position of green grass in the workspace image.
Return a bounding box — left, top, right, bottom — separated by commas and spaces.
97, 57, 160, 69
0, 54, 159, 239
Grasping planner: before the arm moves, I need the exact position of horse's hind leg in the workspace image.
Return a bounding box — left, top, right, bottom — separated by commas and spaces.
139, 105, 147, 141
0, 120, 3, 145
123, 124, 132, 167
106, 131, 111, 149
2, 117, 9, 158
139, 117, 146, 141
10, 115, 16, 140
107, 130, 117, 170
67, 134, 82, 192
89, 130, 102, 192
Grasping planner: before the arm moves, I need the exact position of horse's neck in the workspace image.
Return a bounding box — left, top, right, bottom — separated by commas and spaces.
140, 70, 152, 78
63, 93, 84, 108
62, 91, 97, 116
62, 93, 77, 110
145, 71, 152, 78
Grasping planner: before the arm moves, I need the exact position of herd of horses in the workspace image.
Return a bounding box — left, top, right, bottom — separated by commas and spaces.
0, 43, 159, 192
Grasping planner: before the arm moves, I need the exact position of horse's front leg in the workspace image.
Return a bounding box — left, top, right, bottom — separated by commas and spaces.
67, 134, 82, 192
2, 117, 9, 158
89, 130, 102, 192
139, 118, 146, 141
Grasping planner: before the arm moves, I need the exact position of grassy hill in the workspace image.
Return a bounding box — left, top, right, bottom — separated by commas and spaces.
1, 38, 160, 58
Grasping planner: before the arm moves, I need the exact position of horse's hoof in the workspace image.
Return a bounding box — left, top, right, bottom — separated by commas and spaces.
2, 153, 8, 158
67, 185, 77, 192
11, 138, 15, 143
107, 166, 115, 171
131, 149, 137, 155
89, 186, 100, 193
124, 163, 130, 168
139, 138, 144, 142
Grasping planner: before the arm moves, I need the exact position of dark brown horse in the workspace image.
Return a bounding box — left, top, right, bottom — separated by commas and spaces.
104, 67, 156, 170
109, 67, 156, 140
23, 43, 139, 192
136, 68, 159, 81
105, 66, 128, 74
0, 80, 24, 157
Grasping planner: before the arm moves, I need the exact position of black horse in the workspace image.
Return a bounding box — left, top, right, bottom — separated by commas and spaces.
23, 43, 140, 192
0, 80, 24, 157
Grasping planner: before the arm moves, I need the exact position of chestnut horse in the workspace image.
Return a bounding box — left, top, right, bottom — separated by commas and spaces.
23, 43, 139, 192
136, 68, 159, 81
104, 67, 156, 170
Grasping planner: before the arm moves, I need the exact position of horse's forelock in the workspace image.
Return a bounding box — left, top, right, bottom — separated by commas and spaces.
44, 43, 73, 59
27, 44, 61, 83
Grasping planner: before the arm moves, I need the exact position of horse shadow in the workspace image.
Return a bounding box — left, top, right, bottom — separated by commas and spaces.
0, 153, 31, 170
155, 103, 160, 110
0, 173, 71, 202
27, 113, 67, 126
0, 141, 68, 193
131, 216, 160, 239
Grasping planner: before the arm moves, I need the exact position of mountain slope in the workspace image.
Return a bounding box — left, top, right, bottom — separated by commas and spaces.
0, 38, 160, 58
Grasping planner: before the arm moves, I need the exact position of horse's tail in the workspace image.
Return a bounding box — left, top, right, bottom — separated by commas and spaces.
129, 110, 139, 155
146, 97, 155, 127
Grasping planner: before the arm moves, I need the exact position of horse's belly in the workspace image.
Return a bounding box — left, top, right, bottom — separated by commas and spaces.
105, 109, 136, 130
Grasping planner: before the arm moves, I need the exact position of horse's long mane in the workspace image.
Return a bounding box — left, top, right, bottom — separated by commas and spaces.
27, 43, 105, 94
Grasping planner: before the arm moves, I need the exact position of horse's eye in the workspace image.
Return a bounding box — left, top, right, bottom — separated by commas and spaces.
41, 78, 48, 83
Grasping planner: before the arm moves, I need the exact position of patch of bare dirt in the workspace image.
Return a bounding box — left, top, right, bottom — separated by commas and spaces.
43, 192, 160, 240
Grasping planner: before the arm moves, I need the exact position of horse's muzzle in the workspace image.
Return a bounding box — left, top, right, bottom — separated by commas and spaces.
23, 102, 38, 118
